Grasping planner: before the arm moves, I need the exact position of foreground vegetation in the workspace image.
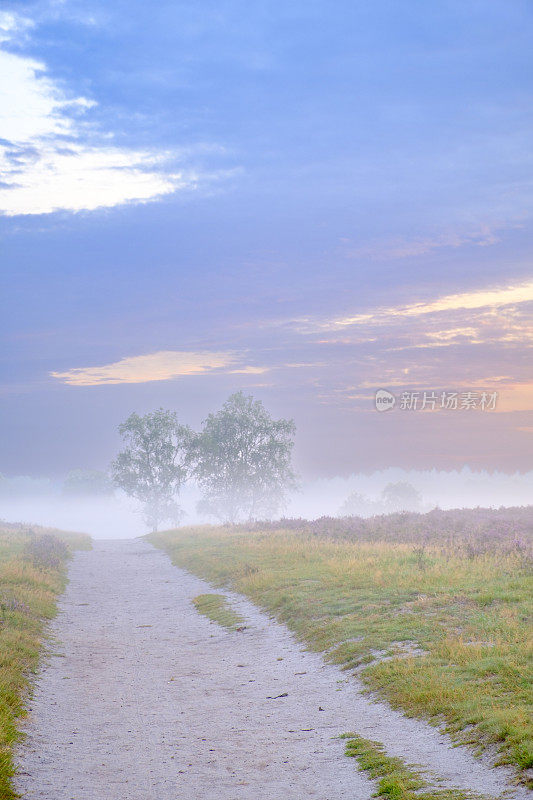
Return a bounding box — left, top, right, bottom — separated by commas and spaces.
0, 522, 90, 799
150, 508, 533, 786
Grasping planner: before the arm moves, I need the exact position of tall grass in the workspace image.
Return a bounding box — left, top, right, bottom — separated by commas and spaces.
150, 510, 533, 785
0, 523, 91, 799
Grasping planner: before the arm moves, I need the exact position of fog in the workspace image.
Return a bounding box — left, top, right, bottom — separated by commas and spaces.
1, 468, 531, 539
287, 467, 533, 519
0, 481, 203, 539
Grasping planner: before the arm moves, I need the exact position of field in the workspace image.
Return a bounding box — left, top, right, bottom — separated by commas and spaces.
0, 522, 91, 799
150, 507, 533, 787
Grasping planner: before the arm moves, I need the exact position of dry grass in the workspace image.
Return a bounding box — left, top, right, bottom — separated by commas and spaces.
0, 523, 91, 799
150, 513, 533, 786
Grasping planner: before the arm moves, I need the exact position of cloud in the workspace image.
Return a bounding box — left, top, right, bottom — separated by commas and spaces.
0, 15, 205, 215
323, 278, 533, 330
382, 303, 533, 351
275, 278, 533, 410
0, 11, 33, 43
0, 142, 192, 216
496, 382, 533, 413
51, 350, 241, 386
343, 225, 503, 261
228, 366, 270, 374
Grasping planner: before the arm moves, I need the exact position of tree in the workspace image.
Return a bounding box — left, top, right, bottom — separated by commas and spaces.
189, 391, 297, 523
62, 469, 115, 497
111, 409, 190, 532
338, 491, 382, 518
381, 481, 422, 513
338, 482, 423, 518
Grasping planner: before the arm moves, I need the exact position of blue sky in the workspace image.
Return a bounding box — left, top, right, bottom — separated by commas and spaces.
1, 0, 532, 478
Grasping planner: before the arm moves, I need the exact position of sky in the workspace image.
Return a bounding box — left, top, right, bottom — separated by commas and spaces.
1, 0, 532, 481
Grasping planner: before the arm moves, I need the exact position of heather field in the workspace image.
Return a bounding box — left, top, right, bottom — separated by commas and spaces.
0, 523, 91, 799
151, 506, 533, 787
238, 506, 533, 552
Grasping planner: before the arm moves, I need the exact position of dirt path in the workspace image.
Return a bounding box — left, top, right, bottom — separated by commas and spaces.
14, 540, 528, 800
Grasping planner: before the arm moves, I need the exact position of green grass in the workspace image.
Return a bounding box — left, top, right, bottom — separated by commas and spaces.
341, 733, 491, 799
0, 523, 91, 799
149, 524, 533, 786
192, 593, 244, 629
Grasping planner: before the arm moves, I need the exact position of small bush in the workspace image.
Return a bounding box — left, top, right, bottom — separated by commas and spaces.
24, 534, 69, 570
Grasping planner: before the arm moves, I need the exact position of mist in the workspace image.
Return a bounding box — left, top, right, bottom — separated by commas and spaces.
0, 468, 531, 539
287, 467, 533, 519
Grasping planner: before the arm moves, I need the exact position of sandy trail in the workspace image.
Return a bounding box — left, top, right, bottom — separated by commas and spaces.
14, 539, 528, 800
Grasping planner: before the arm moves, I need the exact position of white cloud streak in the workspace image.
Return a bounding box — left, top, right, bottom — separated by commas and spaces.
0, 144, 188, 216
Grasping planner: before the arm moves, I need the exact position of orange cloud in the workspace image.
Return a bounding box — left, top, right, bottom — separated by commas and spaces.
51, 350, 240, 386
495, 382, 533, 413
325, 278, 533, 329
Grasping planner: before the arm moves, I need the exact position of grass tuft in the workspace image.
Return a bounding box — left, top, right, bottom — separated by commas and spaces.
341, 733, 492, 799
192, 593, 245, 629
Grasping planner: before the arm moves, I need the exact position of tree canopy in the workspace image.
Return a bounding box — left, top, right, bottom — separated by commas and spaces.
62, 469, 115, 497
338, 481, 423, 517
188, 391, 297, 523
111, 409, 190, 532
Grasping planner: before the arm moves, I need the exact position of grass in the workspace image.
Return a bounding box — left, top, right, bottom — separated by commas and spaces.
192, 593, 245, 629
0, 522, 91, 799
341, 733, 491, 799
149, 515, 533, 786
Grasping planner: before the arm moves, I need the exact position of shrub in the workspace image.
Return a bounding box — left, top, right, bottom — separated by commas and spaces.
24, 534, 69, 570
